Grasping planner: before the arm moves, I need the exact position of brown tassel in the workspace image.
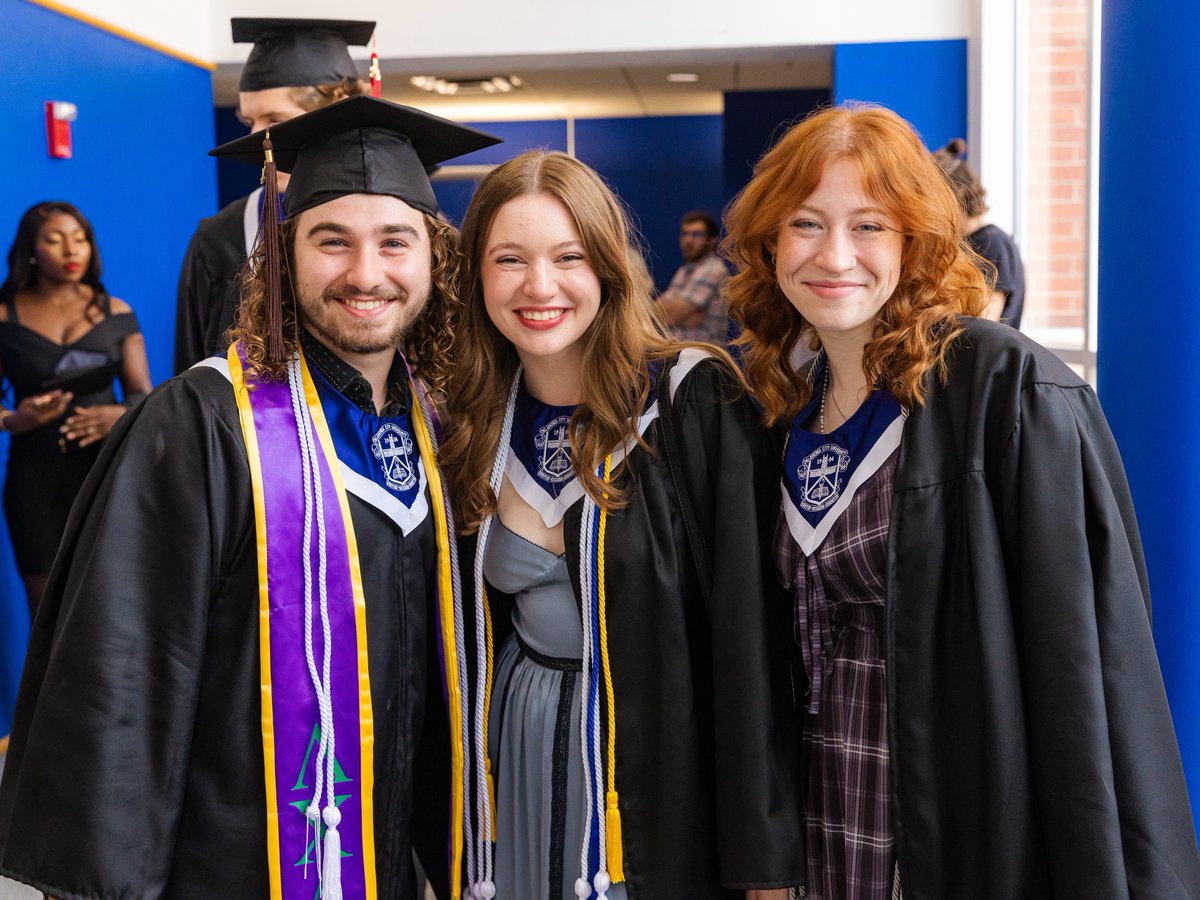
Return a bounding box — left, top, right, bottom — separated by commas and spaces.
260, 133, 285, 366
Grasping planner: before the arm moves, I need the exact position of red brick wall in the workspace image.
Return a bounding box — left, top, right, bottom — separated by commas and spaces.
1024, 0, 1090, 338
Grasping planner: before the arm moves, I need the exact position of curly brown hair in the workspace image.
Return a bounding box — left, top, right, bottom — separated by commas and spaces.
290, 77, 367, 112
722, 104, 988, 426
230, 211, 462, 397
439, 151, 734, 534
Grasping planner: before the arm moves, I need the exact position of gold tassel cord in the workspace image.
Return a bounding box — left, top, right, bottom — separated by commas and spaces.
596, 455, 624, 882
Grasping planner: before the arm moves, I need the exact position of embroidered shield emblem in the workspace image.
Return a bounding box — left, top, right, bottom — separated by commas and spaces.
797, 443, 851, 512
534, 415, 574, 484
371, 422, 418, 492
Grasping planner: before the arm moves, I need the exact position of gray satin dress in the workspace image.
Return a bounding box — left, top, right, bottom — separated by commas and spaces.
486, 519, 630, 900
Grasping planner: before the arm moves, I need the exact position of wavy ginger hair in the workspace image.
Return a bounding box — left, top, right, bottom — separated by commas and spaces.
440, 151, 704, 534
723, 104, 988, 426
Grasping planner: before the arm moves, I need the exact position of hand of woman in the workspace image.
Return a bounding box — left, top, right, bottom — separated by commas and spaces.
2, 390, 74, 434
746, 890, 793, 900
61, 403, 125, 447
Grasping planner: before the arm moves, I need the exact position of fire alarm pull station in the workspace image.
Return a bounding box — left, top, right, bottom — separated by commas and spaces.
45, 101, 78, 159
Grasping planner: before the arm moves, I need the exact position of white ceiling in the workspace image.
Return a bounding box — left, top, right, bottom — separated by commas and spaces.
212, 46, 832, 121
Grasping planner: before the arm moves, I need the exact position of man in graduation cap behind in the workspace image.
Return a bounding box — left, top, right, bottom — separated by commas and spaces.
0, 95, 500, 900
174, 17, 375, 375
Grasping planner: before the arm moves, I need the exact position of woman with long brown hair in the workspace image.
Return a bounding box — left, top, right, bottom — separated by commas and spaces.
724, 104, 1200, 898
439, 150, 802, 900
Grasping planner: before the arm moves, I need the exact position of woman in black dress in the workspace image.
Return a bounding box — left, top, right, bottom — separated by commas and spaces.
0, 201, 151, 615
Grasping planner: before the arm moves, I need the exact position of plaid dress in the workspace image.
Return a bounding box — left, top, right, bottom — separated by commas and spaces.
776, 449, 901, 900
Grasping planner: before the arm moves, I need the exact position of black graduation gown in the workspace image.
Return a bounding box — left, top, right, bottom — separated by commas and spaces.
0, 365, 450, 900
881, 318, 1200, 897
481, 354, 805, 897
174, 195, 252, 374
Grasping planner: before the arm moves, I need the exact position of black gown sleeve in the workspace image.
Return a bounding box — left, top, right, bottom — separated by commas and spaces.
673, 359, 806, 889
174, 200, 247, 375
997, 381, 1200, 895
174, 226, 218, 375
0, 375, 242, 900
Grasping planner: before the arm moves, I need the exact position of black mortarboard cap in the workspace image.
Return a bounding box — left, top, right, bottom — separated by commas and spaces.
209, 95, 502, 218
233, 18, 375, 92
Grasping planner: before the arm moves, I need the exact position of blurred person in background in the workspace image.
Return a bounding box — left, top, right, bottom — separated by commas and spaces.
933, 138, 1026, 328
658, 210, 731, 344
0, 201, 150, 617
173, 17, 373, 373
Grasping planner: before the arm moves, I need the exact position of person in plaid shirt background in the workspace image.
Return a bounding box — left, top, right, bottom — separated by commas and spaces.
657, 210, 731, 344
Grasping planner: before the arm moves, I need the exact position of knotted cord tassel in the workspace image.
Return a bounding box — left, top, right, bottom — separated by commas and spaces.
260, 132, 285, 366
370, 32, 382, 97
486, 758, 498, 841
322, 806, 344, 900
605, 791, 624, 883
370, 53, 381, 96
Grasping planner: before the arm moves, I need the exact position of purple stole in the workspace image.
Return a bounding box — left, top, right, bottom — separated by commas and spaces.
228, 344, 377, 899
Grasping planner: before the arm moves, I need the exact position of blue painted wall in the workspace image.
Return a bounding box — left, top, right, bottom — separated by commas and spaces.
834, 39, 968, 150
1099, 0, 1200, 828
426, 115, 723, 293
215, 106, 261, 210
0, 0, 218, 735
723, 89, 832, 203
433, 119, 571, 226
575, 116, 723, 291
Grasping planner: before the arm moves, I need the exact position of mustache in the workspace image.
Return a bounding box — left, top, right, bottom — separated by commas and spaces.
320, 284, 408, 302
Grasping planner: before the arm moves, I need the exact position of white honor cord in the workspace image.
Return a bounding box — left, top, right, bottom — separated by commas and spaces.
468, 368, 522, 898
287, 359, 323, 874
574, 495, 596, 899
589, 488, 610, 898
287, 357, 340, 897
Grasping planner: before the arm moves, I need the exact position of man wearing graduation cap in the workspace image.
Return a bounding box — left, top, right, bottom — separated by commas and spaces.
0, 95, 499, 900
173, 17, 375, 375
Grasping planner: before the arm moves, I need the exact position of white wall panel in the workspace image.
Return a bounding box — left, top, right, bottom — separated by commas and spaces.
45, 0, 215, 64
205, 0, 970, 64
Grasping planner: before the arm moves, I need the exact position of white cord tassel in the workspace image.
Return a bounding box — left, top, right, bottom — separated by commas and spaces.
288, 357, 329, 880
322, 805, 344, 900
287, 356, 341, 899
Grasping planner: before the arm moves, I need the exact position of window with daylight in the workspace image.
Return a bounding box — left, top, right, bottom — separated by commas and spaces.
1016, 0, 1100, 379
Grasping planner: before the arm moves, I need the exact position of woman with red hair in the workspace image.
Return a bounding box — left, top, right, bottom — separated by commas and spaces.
723, 104, 1200, 899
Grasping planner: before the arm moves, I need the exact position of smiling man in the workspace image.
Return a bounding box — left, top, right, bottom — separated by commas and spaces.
173, 18, 375, 375
0, 96, 498, 900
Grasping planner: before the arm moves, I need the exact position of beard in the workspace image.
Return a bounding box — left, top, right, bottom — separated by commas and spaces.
297, 282, 431, 356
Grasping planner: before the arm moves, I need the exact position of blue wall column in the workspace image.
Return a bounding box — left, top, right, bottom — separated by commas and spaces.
1099, 0, 1200, 826
833, 40, 967, 150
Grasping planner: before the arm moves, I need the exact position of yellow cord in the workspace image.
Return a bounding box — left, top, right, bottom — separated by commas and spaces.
596, 455, 624, 881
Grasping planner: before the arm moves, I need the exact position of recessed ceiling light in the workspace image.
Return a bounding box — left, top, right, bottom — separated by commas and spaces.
410, 75, 522, 95
666, 73, 700, 83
